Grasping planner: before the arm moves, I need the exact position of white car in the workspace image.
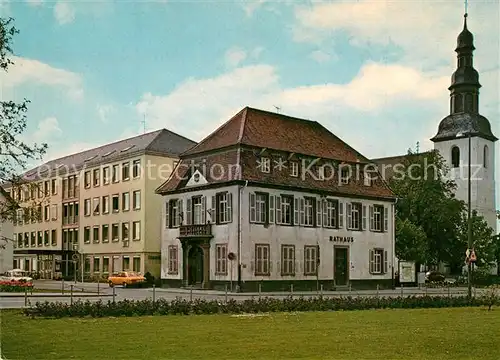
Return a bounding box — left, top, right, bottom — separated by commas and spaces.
1, 269, 33, 283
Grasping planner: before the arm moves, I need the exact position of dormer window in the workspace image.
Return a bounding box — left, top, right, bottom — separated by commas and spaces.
260, 157, 270, 173
340, 167, 350, 184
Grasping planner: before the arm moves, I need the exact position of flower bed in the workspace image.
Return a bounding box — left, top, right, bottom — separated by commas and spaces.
0, 280, 34, 292
23, 295, 499, 319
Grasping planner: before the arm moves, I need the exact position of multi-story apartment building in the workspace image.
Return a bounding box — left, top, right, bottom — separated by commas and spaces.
0, 186, 14, 273
157, 107, 397, 292
7, 129, 196, 279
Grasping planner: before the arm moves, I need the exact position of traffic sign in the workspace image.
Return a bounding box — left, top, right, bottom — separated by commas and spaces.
72, 254, 80, 262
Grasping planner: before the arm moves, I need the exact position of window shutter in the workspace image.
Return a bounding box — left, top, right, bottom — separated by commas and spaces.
369, 205, 374, 231
211, 195, 216, 223
346, 203, 352, 230
384, 250, 388, 274
316, 198, 322, 227
299, 198, 305, 225
293, 197, 299, 225
276, 196, 282, 224
178, 199, 184, 225
384, 206, 389, 232
186, 198, 192, 225
201, 197, 206, 224
338, 202, 344, 228
227, 193, 232, 223
269, 195, 275, 223
362, 205, 366, 230
249, 193, 256, 222
322, 200, 327, 227
369, 249, 374, 274
165, 201, 170, 228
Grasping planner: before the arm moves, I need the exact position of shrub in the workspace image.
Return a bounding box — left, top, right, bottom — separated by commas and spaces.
23, 295, 491, 319
480, 285, 500, 311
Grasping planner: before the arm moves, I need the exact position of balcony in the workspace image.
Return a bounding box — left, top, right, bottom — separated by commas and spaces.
179, 224, 212, 238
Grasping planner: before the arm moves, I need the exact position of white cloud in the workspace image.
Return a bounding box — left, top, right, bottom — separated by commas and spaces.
0, 56, 83, 100
251, 46, 264, 59
32, 117, 63, 143
97, 104, 114, 123
54, 2, 75, 25
310, 49, 335, 63
224, 47, 247, 68
242, 0, 268, 17
26, 0, 43, 6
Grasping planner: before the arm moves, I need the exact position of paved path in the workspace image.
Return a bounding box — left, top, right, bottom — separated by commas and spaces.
0, 280, 486, 309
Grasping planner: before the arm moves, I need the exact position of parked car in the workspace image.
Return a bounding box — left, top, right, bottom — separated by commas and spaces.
0, 269, 34, 287
107, 271, 146, 287
425, 271, 446, 283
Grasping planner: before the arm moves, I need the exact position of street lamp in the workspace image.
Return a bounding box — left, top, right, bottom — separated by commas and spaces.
456, 131, 472, 299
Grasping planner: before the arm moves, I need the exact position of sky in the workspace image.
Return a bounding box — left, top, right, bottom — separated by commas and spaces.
1, 0, 499, 214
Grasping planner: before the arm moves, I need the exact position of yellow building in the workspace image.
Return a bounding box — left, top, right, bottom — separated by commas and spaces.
7, 129, 195, 280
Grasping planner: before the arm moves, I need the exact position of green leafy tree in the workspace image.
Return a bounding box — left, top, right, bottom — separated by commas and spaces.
1, 18, 47, 248
395, 216, 428, 263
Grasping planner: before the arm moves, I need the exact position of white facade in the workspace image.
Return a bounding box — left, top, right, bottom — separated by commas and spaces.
161, 183, 395, 289
0, 191, 14, 273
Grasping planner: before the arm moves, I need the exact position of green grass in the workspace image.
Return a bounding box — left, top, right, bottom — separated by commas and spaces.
1, 308, 499, 359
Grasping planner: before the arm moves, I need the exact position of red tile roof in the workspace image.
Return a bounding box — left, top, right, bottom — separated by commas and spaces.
156, 107, 396, 200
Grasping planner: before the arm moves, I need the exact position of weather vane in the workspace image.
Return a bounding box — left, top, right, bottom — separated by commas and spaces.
465, 0, 468, 14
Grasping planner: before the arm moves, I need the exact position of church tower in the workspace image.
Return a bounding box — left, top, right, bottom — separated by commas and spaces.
431, 13, 498, 234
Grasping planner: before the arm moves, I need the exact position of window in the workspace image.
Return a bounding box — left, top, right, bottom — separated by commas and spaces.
260, 157, 270, 173
111, 223, 119, 242
215, 244, 228, 275
44, 181, 50, 196
324, 199, 338, 228
133, 257, 141, 272
84, 258, 91, 273
133, 190, 141, 210
132, 160, 141, 178
302, 197, 314, 226
102, 224, 109, 243
84, 199, 91, 216
17, 233, 22, 248
112, 194, 119, 212
112, 165, 119, 183
132, 221, 141, 241
103, 257, 110, 273
255, 244, 270, 276
122, 222, 129, 240
44, 230, 49, 246
122, 162, 130, 181
31, 232, 36, 247
290, 161, 299, 177
37, 231, 42, 246
84, 171, 91, 188
369, 248, 388, 274
281, 245, 295, 276
93, 226, 99, 243
103, 166, 110, 185
454, 93, 464, 113
249, 192, 268, 224
30, 185, 35, 200
465, 93, 474, 112
122, 192, 130, 211
166, 199, 182, 228
93, 168, 100, 187
102, 196, 110, 214
51, 204, 58, 221
168, 245, 178, 274
93, 197, 100, 215
122, 257, 130, 271
347, 202, 362, 230
215, 192, 232, 224
340, 167, 350, 184
192, 196, 203, 225
276, 195, 293, 225
51, 179, 57, 195
93, 257, 100, 273
84, 227, 90, 244
51, 229, 57, 246
451, 146, 460, 168
304, 246, 318, 275
370, 205, 384, 232
483, 145, 489, 168
24, 233, 29, 247
44, 205, 50, 221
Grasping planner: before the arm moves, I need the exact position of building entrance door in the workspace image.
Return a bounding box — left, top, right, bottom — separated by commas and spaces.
334, 247, 349, 286
187, 246, 204, 286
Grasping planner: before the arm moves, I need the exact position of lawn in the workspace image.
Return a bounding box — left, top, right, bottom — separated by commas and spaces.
1, 308, 499, 359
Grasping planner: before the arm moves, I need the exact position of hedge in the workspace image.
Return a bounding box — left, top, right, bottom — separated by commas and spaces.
1, 284, 34, 292
23, 295, 499, 319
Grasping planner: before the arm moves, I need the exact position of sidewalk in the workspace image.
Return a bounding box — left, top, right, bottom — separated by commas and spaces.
0, 292, 112, 298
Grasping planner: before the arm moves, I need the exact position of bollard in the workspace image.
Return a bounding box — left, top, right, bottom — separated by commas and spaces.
349, 283, 352, 293
258, 283, 262, 299
320, 284, 323, 297
401, 284, 404, 297
70, 284, 74, 305
24, 287, 28, 307
225, 284, 228, 304
376, 284, 380, 298
290, 284, 293, 298
112, 286, 116, 303
62, 279, 65, 295
190, 286, 193, 302
97, 279, 100, 295
153, 284, 156, 303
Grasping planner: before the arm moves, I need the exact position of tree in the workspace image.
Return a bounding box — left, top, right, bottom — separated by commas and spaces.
0, 17, 47, 247
389, 149, 465, 266
395, 216, 428, 263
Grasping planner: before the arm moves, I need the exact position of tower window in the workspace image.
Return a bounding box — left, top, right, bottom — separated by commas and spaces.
454, 94, 464, 113
451, 146, 460, 168
483, 145, 489, 168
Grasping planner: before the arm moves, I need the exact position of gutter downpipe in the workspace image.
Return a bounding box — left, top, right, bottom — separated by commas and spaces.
237, 180, 248, 292
393, 197, 398, 289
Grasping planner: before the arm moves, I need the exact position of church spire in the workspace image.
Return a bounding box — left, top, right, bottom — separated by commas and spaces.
448, 12, 481, 115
